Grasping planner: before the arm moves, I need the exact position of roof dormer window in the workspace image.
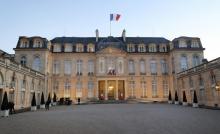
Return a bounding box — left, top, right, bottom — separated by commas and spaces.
127, 44, 135, 52
87, 43, 95, 52
138, 44, 146, 52
191, 40, 199, 48
179, 40, 187, 48
33, 39, 43, 48
65, 44, 72, 52
159, 44, 167, 52
76, 44, 84, 52
149, 43, 157, 52
53, 44, 61, 52
20, 40, 29, 48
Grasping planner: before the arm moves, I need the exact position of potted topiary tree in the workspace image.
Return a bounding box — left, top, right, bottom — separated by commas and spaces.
40, 92, 45, 109
53, 93, 57, 106
47, 93, 51, 107
1, 92, 9, 117
174, 91, 179, 104
31, 92, 37, 111
182, 91, 188, 106
168, 90, 172, 104
193, 90, 198, 108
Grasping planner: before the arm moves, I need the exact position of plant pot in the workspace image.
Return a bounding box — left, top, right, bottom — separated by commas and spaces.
193, 103, 198, 108
182, 102, 188, 106
40, 105, 45, 109
31, 106, 37, 111
1, 110, 9, 117
168, 100, 172, 104
52, 102, 57, 106
174, 101, 179, 105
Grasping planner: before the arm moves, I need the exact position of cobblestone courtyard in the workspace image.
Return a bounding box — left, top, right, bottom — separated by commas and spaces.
0, 103, 220, 134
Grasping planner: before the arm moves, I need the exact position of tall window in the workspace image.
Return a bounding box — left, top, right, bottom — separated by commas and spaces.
64, 80, 71, 98
128, 60, 135, 74
172, 57, 175, 73
99, 58, 105, 73
20, 40, 29, 48
76, 60, 83, 75
138, 44, 146, 52
180, 55, 188, 71
149, 44, 157, 52
32, 56, 41, 72
21, 78, 26, 90
88, 60, 94, 74
152, 79, 157, 97
141, 81, 147, 97
76, 44, 84, 52
210, 71, 216, 85
118, 60, 124, 74
64, 60, 72, 75
199, 75, 204, 87
161, 59, 168, 74
76, 81, 82, 97
53, 60, 60, 75
128, 81, 135, 97
140, 60, 146, 74
150, 60, 157, 74
88, 81, 94, 97
192, 55, 200, 67
20, 56, 27, 66
163, 80, 169, 97
127, 44, 135, 52
87, 44, 95, 52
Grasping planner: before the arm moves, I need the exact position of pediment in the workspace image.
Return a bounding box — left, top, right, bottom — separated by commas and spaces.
96, 46, 127, 54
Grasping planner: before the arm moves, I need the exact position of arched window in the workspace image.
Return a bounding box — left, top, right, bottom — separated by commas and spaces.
180, 55, 188, 71
128, 60, 135, 74
20, 56, 27, 66
149, 44, 157, 52
192, 55, 200, 67
140, 60, 146, 74
33, 39, 42, 48
179, 40, 187, 48
32, 56, 41, 72
138, 44, 146, 52
150, 60, 157, 74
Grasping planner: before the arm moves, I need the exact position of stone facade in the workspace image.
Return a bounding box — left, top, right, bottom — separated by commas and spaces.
11, 31, 208, 105
177, 57, 220, 107
0, 50, 45, 109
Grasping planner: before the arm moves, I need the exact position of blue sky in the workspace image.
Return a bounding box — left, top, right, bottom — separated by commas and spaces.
0, 0, 219, 60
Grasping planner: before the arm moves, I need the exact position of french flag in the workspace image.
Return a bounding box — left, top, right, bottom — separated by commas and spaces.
110, 14, 121, 21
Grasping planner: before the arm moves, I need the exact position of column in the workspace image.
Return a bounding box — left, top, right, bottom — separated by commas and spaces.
116, 80, 118, 100
105, 80, 108, 100
96, 81, 99, 100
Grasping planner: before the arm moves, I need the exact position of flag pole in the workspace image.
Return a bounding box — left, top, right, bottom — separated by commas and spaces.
110, 19, 111, 36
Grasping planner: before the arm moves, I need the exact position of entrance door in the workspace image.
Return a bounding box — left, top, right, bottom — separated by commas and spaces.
118, 80, 125, 100
107, 80, 116, 100
98, 81, 105, 100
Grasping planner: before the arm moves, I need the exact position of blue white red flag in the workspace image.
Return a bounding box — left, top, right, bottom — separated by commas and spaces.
110, 14, 121, 21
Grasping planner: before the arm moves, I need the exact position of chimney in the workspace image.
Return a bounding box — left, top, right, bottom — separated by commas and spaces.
122, 29, 126, 42
95, 29, 99, 42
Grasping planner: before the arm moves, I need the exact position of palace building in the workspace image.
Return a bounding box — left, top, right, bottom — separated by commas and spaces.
1, 29, 219, 109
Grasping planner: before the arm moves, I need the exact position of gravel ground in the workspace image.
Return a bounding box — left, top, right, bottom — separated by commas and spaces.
0, 103, 220, 134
